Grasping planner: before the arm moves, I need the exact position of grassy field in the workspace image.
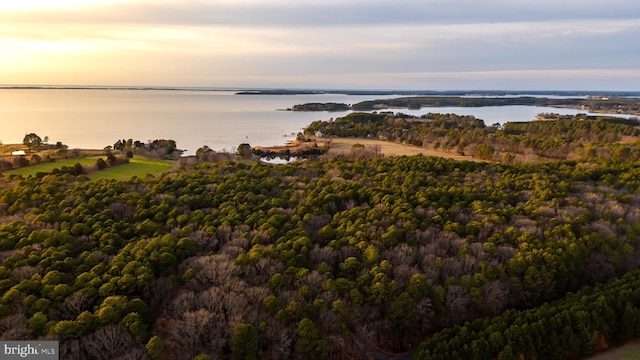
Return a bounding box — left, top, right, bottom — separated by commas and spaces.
3, 157, 173, 180
4, 157, 100, 177
87, 157, 173, 180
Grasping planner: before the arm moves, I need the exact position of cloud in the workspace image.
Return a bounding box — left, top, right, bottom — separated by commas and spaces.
1, 0, 638, 89
3, 0, 640, 26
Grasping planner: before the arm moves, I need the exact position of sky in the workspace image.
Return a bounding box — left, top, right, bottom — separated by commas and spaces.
1, 0, 639, 90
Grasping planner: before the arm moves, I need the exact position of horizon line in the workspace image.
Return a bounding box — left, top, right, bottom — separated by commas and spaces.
1, 84, 639, 95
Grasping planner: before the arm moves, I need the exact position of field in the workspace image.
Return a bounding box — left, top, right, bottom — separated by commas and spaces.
4, 157, 100, 177
588, 341, 640, 360
325, 137, 482, 161
255, 137, 484, 161
87, 157, 174, 180
3, 156, 173, 180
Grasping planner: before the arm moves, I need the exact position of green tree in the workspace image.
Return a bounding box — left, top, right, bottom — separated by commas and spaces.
388, 292, 418, 349
23, 133, 42, 150
96, 158, 107, 170
477, 143, 495, 160
230, 323, 260, 360
196, 145, 212, 160
146, 336, 165, 360
237, 143, 253, 158
295, 318, 326, 360
27, 312, 48, 336
51, 320, 83, 340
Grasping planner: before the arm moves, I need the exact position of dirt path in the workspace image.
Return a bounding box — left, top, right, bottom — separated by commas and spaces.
586, 340, 640, 360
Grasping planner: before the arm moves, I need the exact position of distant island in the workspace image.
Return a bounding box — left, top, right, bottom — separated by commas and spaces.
290, 102, 350, 112
289, 95, 640, 115
236, 89, 640, 97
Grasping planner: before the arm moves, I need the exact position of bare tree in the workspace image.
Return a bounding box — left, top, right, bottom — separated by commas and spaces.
57, 291, 94, 320
189, 230, 219, 253
84, 324, 136, 360
0, 313, 31, 340
250, 257, 284, 286
216, 225, 233, 244
416, 248, 439, 285
9, 265, 42, 282
114, 347, 150, 360
481, 280, 510, 316
59, 339, 84, 360
197, 286, 224, 313
308, 245, 338, 269
305, 214, 332, 239
108, 200, 135, 218
190, 254, 239, 289
150, 277, 181, 315
169, 290, 197, 318
382, 243, 416, 267
416, 298, 435, 333
244, 286, 271, 324
445, 285, 470, 325
496, 245, 518, 264
393, 264, 419, 289
173, 309, 213, 359
440, 258, 464, 281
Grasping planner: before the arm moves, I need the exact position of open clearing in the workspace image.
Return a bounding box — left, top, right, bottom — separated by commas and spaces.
255, 137, 484, 161
88, 157, 173, 180
325, 138, 483, 161
3, 157, 173, 180
4, 157, 100, 177
587, 341, 640, 360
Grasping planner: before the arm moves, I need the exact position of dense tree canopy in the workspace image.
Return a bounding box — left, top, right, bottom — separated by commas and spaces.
305, 112, 640, 162
417, 269, 640, 360
2, 114, 640, 358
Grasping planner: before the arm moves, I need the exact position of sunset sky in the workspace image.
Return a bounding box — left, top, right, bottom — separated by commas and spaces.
1, 0, 639, 90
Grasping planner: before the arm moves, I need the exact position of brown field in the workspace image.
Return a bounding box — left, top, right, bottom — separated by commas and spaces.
0, 143, 28, 155
324, 138, 484, 161
254, 137, 484, 162
586, 340, 640, 360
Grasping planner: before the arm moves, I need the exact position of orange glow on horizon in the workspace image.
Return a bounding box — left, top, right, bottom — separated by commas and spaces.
0, 0, 132, 11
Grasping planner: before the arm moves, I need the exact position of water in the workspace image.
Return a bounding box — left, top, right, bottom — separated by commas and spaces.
397, 105, 633, 126
0, 89, 634, 155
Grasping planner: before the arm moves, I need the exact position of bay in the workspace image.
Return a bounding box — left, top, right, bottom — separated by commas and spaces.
0, 89, 633, 155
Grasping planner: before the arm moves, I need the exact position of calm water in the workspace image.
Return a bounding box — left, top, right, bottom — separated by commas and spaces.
0, 89, 632, 155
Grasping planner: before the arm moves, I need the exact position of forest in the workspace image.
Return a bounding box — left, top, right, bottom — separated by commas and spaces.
304, 112, 640, 162
1, 114, 640, 359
